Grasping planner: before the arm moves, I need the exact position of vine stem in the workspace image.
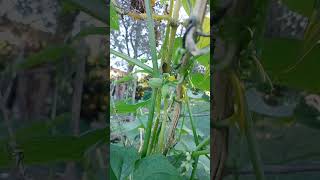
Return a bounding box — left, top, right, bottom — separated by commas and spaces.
166, 0, 182, 63
141, 0, 162, 158
147, 90, 162, 154
144, 0, 160, 77
186, 96, 199, 145
110, 49, 153, 74
194, 136, 209, 152
192, 150, 209, 157
231, 72, 265, 180
186, 96, 200, 180
140, 88, 158, 158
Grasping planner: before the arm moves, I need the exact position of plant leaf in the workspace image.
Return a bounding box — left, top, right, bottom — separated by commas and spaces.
110, 144, 139, 180
133, 154, 182, 180
261, 38, 320, 92
72, 27, 107, 41
115, 75, 134, 84
190, 73, 210, 91
0, 128, 107, 167
112, 99, 151, 114
61, 0, 107, 23
17, 44, 75, 70
110, 2, 120, 30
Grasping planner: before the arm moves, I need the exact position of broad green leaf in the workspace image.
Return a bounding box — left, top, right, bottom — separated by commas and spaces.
167, 152, 186, 169
0, 128, 107, 167
110, 2, 120, 30
282, 0, 315, 17
112, 99, 151, 114
174, 37, 183, 54
17, 45, 75, 70
61, 0, 107, 23
110, 167, 118, 180
181, 0, 196, 15
115, 75, 134, 84
133, 154, 182, 180
190, 73, 210, 91
196, 53, 209, 67
110, 144, 139, 180
72, 27, 107, 41
261, 38, 320, 92
160, 37, 182, 60
197, 17, 210, 49
14, 113, 71, 141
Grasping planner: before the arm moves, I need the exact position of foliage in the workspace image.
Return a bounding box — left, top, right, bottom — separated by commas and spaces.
214, 0, 320, 179
110, 0, 210, 179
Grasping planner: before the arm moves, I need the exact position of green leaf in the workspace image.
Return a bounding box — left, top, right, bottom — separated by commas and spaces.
111, 49, 154, 74
110, 167, 118, 180
61, 0, 107, 23
18, 44, 75, 70
133, 154, 182, 180
110, 144, 139, 180
282, 0, 315, 17
112, 99, 151, 114
195, 53, 209, 67
261, 38, 320, 92
72, 27, 107, 41
181, 0, 196, 15
0, 128, 107, 167
115, 75, 134, 84
14, 113, 71, 141
167, 152, 186, 169
110, 2, 120, 30
190, 73, 210, 91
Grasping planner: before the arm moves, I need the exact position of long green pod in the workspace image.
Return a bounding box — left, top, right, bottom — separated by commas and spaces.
158, 97, 169, 152
230, 72, 265, 180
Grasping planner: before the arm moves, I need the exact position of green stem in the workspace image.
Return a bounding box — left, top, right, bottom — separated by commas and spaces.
192, 150, 209, 157
177, 105, 186, 141
147, 90, 162, 155
231, 72, 265, 180
144, 0, 159, 77
160, 0, 174, 64
141, 88, 158, 158
190, 157, 199, 180
110, 49, 153, 74
194, 136, 209, 152
166, 0, 182, 63
186, 96, 199, 145
186, 96, 200, 180
244, 103, 265, 180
